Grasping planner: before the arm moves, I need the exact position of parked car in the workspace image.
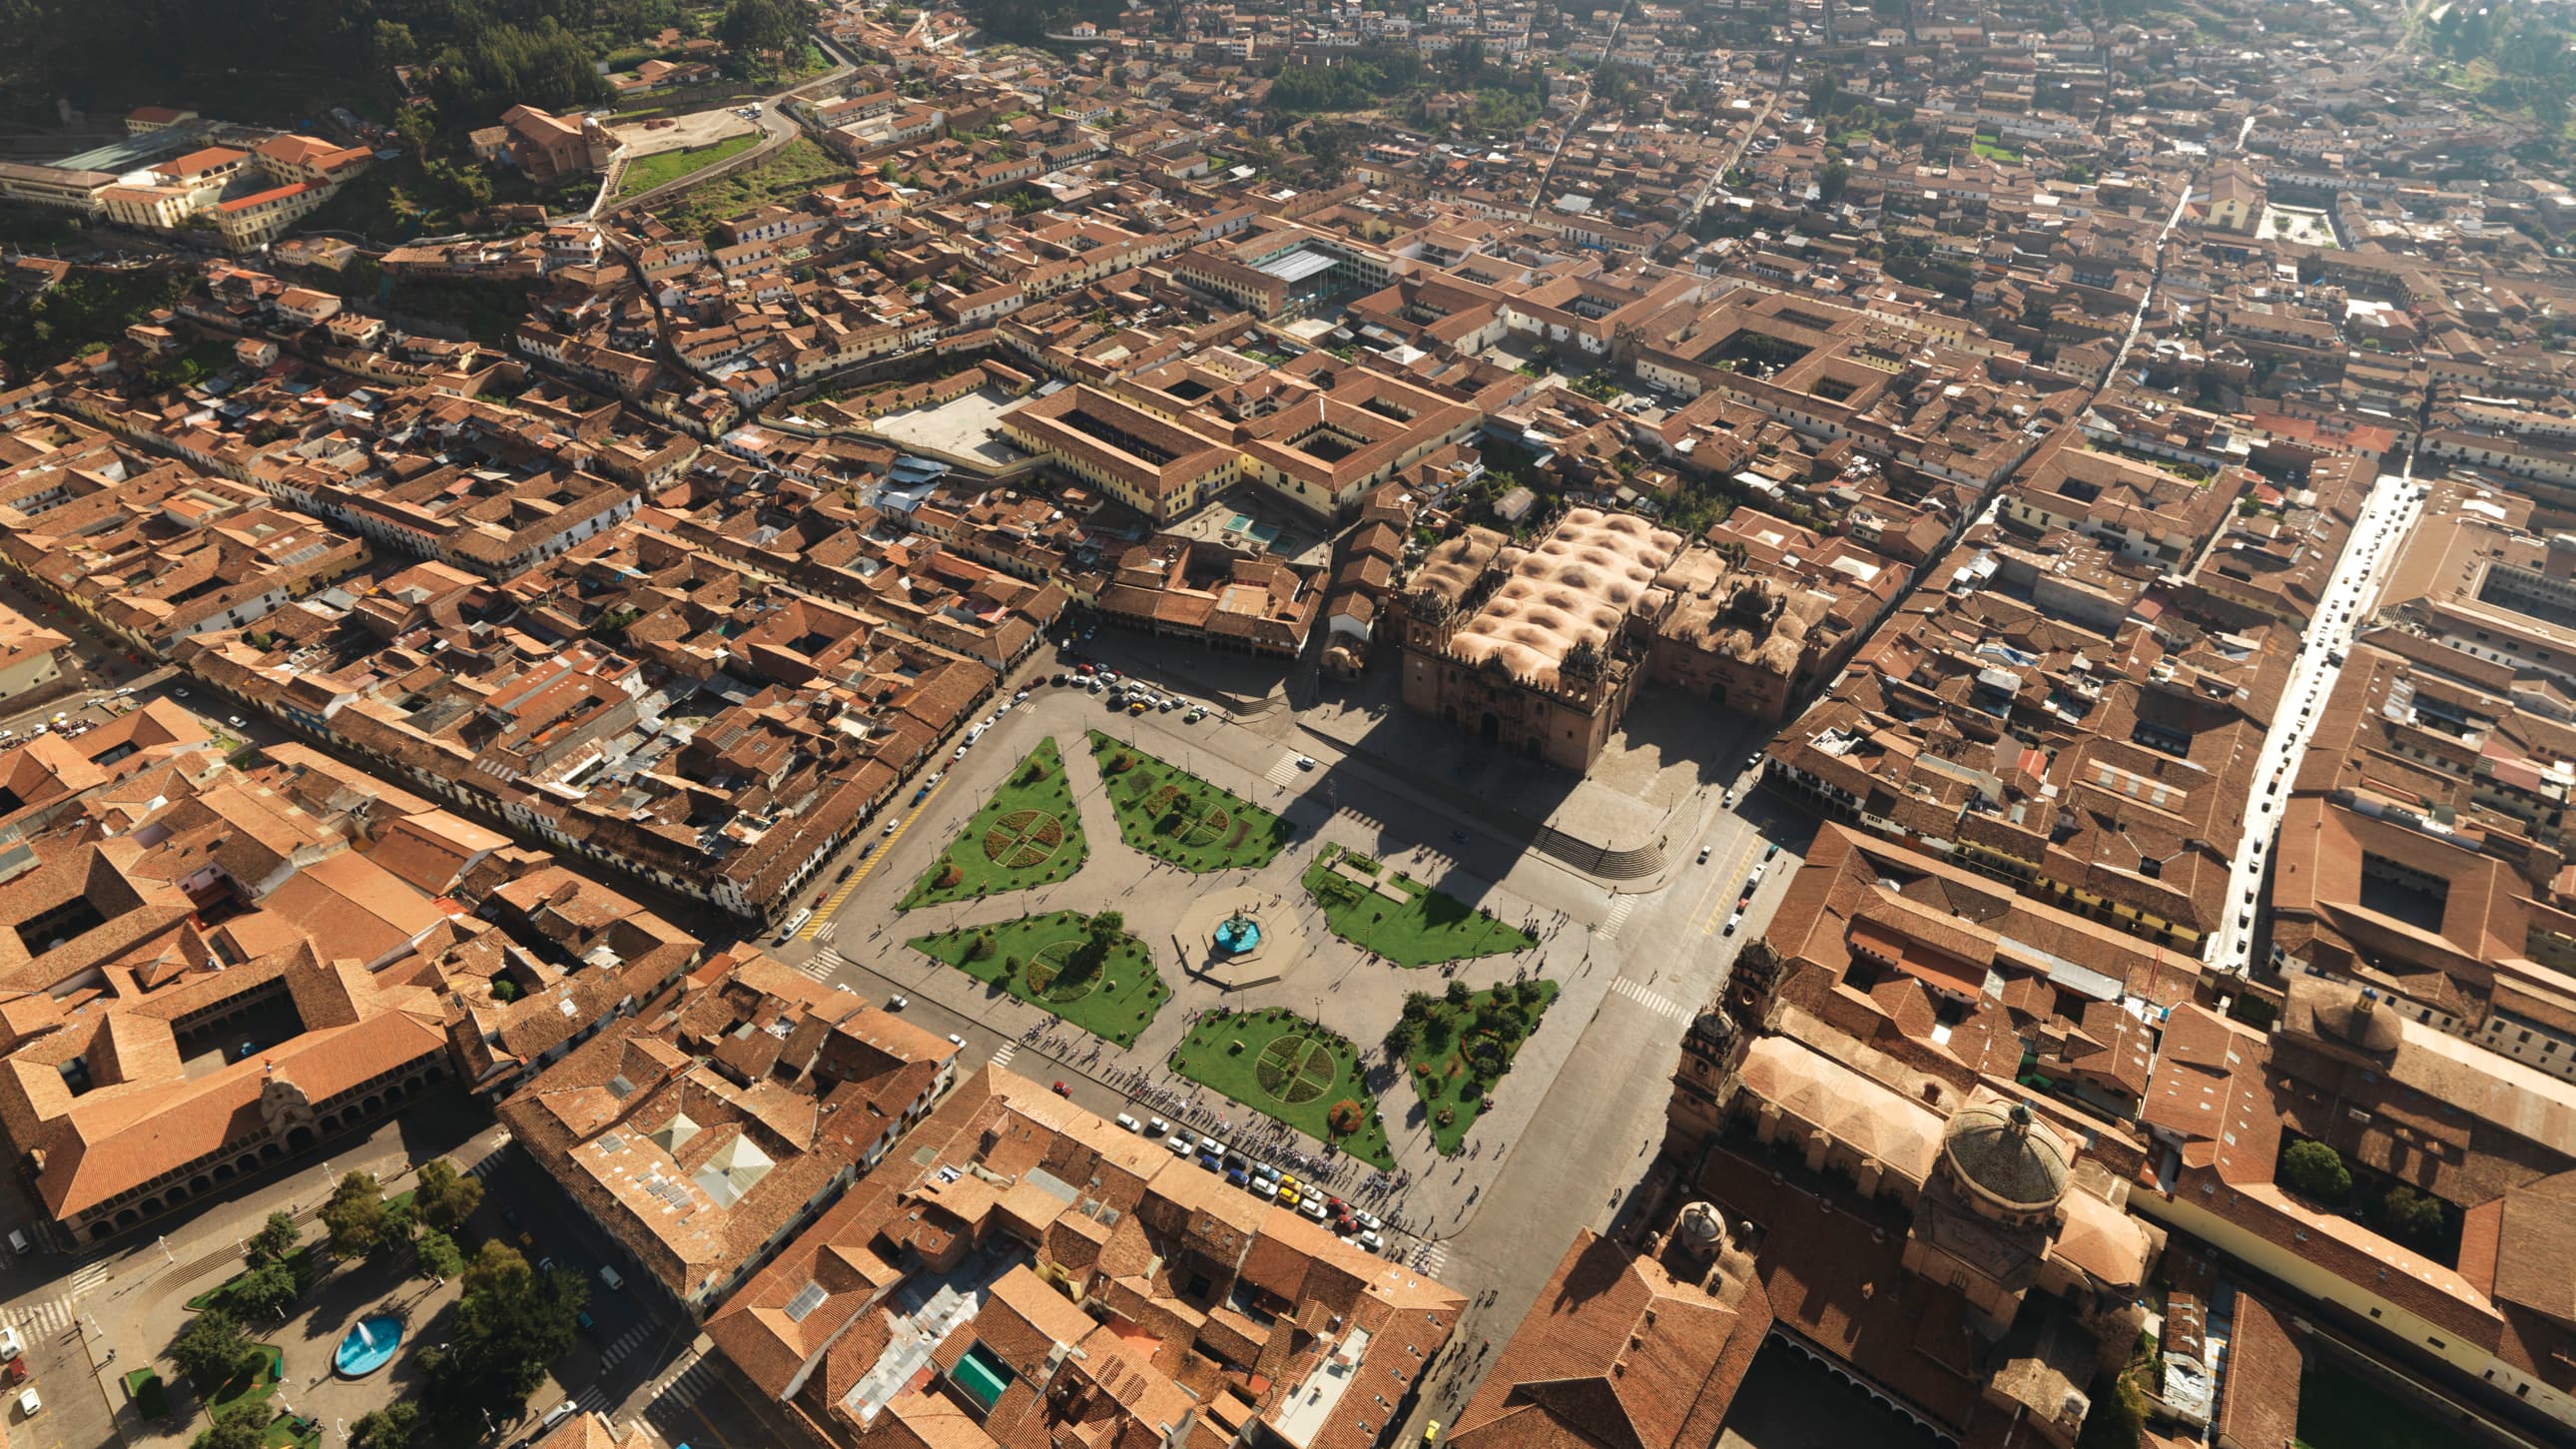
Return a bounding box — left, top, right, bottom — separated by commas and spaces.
886, 995, 908, 1010
1167, 1132, 1196, 1157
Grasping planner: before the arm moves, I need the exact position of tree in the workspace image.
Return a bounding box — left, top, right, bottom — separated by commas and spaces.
1817, 160, 1850, 205
1382, 1017, 1419, 1058
247, 1210, 300, 1267
460, 1239, 533, 1300
171, 1310, 258, 1392
426, 1240, 588, 1428
416, 1229, 464, 1285
323, 1171, 389, 1257
229, 1259, 301, 1324
2280, 1139, 2351, 1203
1400, 991, 1434, 1023
374, 1196, 417, 1261
1067, 911, 1125, 981
415, 1158, 484, 1234
195, 1403, 271, 1449
349, 1402, 421, 1449
2379, 1184, 2447, 1241
720, 0, 805, 71
1443, 980, 1472, 1009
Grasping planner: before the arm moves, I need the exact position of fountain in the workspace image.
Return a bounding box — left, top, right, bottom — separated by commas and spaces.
332, 1314, 402, 1378
1213, 910, 1262, 955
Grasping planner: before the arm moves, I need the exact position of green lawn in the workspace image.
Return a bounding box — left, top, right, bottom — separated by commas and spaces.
1302, 844, 1538, 967
1396, 981, 1558, 1153
1970, 134, 2024, 163
2294, 1363, 2478, 1449
121, 1368, 170, 1421
1169, 1010, 1393, 1168
185, 1246, 319, 1313
1086, 732, 1293, 872
909, 910, 1168, 1045
614, 131, 763, 201
649, 137, 851, 240
901, 738, 1088, 908
205, 1342, 287, 1422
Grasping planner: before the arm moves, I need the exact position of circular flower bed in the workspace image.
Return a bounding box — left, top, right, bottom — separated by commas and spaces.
982, 809, 1067, 870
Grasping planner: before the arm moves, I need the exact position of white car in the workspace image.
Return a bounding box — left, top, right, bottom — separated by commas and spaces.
886, 995, 908, 1010
946, 1033, 965, 1047
0, 1327, 19, 1360
1167, 1132, 1197, 1156
16, 1388, 36, 1418
1294, 755, 1316, 770
227, 715, 246, 728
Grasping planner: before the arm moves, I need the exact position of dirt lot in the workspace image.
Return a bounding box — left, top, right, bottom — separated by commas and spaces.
610, 106, 758, 159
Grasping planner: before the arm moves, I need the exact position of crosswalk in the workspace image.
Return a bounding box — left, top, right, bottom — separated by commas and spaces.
597, 1321, 654, 1373
989, 1043, 1017, 1070
795, 947, 846, 982
17, 1254, 116, 1334
463, 1146, 511, 1182
14, 1294, 74, 1335
1262, 752, 1307, 789
1599, 895, 1636, 942
570, 1384, 612, 1418
1409, 1240, 1451, 1279
812, 920, 841, 945
1610, 977, 1692, 1023
646, 1351, 719, 1410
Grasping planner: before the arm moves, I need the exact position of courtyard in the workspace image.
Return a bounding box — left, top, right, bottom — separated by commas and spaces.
863, 383, 1029, 469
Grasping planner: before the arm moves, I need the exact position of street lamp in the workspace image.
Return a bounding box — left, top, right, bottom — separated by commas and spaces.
157, 1234, 173, 1266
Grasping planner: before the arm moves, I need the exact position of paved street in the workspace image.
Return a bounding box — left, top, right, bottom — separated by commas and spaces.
2206, 453, 2426, 973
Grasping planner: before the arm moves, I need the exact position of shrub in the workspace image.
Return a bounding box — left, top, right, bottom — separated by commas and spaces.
937, 863, 964, 889
1328, 1099, 1364, 1134
966, 931, 996, 963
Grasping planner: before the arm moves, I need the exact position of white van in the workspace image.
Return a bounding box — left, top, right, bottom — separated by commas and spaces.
599, 1264, 624, 1291
4, 1229, 27, 1256
776, 909, 813, 942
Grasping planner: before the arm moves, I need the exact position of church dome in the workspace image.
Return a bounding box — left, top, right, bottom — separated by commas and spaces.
1940, 1101, 2071, 1214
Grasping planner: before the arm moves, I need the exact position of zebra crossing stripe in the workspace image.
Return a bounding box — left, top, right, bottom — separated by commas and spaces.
1610, 978, 1690, 1022
1600, 896, 1636, 942
988, 1043, 1016, 1069
599, 1324, 650, 1369
14, 1297, 69, 1333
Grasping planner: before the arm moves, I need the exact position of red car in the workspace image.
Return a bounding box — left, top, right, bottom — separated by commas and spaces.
1052, 1081, 1071, 1097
